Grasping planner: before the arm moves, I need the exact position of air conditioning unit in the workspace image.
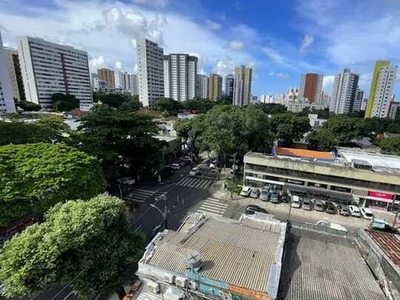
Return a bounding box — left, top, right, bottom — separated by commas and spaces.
175, 276, 188, 288
147, 281, 160, 294
189, 281, 198, 290
164, 274, 176, 284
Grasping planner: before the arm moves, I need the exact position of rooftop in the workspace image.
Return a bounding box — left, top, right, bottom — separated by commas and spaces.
275, 147, 333, 160
365, 229, 400, 270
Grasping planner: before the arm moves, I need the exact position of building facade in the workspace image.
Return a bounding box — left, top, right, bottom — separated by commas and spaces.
233, 65, 252, 107
117, 71, 130, 90
365, 60, 398, 118
0, 32, 16, 113
287, 100, 326, 113
299, 73, 323, 102
128, 74, 138, 96
18, 36, 92, 110
353, 87, 364, 112
137, 38, 164, 107
329, 69, 359, 114
4, 48, 25, 102
224, 73, 234, 98
97, 68, 115, 89
388, 101, 400, 120
195, 74, 208, 99
260, 94, 274, 104
208, 73, 222, 101
163, 54, 197, 102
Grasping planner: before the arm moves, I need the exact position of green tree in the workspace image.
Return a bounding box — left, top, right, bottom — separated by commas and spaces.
322, 115, 359, 143
155, 97, 183, 115
0, 195, 145, 300
307, 128, 337, 151
117, 95, 141, 112
377, 137, 400, 155
216, 95, 232, 106
51, 93, 80, 112
15, 101, 42, 111
257, 103, 287, 115
0, 143, 106, 225
184, 98, 216, 113
270, 113, 311, 145
70, 105, 162, 181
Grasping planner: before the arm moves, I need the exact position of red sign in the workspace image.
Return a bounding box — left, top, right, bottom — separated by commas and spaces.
368, 191, 393, 200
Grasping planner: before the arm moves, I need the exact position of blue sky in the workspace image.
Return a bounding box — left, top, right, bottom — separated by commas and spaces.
1, 0, 400, 98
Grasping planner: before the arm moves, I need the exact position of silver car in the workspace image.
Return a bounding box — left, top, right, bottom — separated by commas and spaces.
250, 188, 260, 198
259, 189, 269, 201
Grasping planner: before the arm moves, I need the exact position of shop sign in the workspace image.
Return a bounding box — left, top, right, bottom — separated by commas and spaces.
286, 178, 304, 186
330, 185, 351, 193
308, 182, 328, 189
368, 191, 393, 200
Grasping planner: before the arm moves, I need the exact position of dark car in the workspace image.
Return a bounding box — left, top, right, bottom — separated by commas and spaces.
337, 204, 350, 216
314, 199, 325, 212
326, 201, 337, 214
245, 205, 268, 215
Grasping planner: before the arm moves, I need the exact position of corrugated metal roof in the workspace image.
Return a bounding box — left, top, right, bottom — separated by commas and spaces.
146, 217, 281, 293
276, 147, 333, 160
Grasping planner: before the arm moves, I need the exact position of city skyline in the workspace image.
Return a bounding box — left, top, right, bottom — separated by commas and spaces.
1, 0, 400, 98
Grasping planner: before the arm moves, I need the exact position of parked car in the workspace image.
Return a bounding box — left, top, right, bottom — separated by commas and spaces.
337, 204, 350, 216
302, 198, 312, 210
245, 205, 268, 215
240, 186, 252, 197
348, 205, 361, 217
170, 163, 181, 170
326, 201, 337, 214
316, 220, 348, 232
291, 195, 302, 208
209, 163, 216, 169
189, 167, 199, 176
117, 177, 136, 186
270, 191, 280, 203
370, 218, 399, 234
159, 166, 175, 177
250, 188, 260, 198
259, 189, 269, 201
281, 192, 289, 203
181, 156, 192, 162
360, 208, 374, 220
314, 199, 325, 212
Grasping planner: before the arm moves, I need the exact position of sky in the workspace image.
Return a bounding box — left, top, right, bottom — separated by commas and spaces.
1, 0, 400, 98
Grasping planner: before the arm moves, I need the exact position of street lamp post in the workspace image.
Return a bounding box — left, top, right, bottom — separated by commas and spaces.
151, 194, 168, 229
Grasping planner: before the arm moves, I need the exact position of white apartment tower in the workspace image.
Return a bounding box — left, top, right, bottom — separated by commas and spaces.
196, 74, 209, 98
128, 74, 138, 96
352, 87, 364, 112
233, 65, 252, 107
163, 54, 197, 102
0, 32, 16, 113
329, 69, 359, 114
136, 38, 164, 107
17, 36, 92, 110
4, 48, 25, 102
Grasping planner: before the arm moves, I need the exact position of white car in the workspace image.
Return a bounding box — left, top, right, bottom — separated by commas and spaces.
360, 208, 374, 220
240, 186, 252, 197
209, 163, 216, 169
189, 167, 199, 176
348, 205, 361, 217
291, 195, 302, 208
170, 163, 181, 170
316, 220, 348, 232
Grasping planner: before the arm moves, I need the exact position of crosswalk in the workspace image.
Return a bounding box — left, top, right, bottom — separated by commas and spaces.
176, 177, 213, 189
125, 189, 165, 203
196, 198, 228, 217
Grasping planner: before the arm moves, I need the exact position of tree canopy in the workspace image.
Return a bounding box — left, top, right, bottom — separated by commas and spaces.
51, 93, 80, 112
0, 195, 145, 300
0, 143, 106, 225
15, 101, 42, 112
154, 97, 184, 115
93, 92, 141, 111
377, 137, 400, 156
257, 103, 287, 115
269, 113, 311, 146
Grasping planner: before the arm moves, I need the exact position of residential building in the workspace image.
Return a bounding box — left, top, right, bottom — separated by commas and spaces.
97, 68, 115, 89
90, 73, 98, 89
18, 36, 92, 110
287, 99, 326, 113
0, 32, 16, 113
117, 71, 130, 90
353, 87, 364, 112
361, 98, 368, 111
329, 69, 359, 114
233, 65, 252, 106
4, 48, 25, 102
208, 73, 222, 101
244, 147, 400, 211
195, 74, 208, 98
136, 38, 164, 107
308, 113, 327, 128
260, 94, 273, 103
224, 73, 234, 98
365, 60, 397, 118
388, 101, 400, 120
163, 54, 197, 102
299, 73, 323, 102
286, 87, 299, 102
128, 74, 138, 96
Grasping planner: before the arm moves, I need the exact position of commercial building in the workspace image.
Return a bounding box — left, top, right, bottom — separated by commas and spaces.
195, 74, 208, 99
0, 32, 16, 113
136, 212, 287, 300
243, 147, 400, 211
208, 73, 222, 101
163, 54, 197, 102
18, 36, 92, 110
353, 87, 364, 112
224, 73, 234, 98
233, 65, 252, 106
365, 60, 397, 118
388, 101, 400, 120
97, 68, 115, 89
136, 38, 164, 107
4, 48, 25, 102
299, 73, 323, 102
329, 69, 359, 114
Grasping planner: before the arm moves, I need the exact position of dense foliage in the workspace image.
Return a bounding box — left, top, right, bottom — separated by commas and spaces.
0, 196, 145, 300
51, 93, 80, 112
377, 137, 400, 156
93, 92, 141, 111
15, 101, 42, 111
0, 143, 106, 225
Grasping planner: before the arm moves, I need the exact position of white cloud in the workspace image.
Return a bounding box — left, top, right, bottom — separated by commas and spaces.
322, 75, 335, 94
115, 61, 122, 70
226, 40, 243, 50
276, 72, 289, 79
212, 59, 235, 77
262, 47, 286, 65
204, 20, 221, 30
89, 55, 106, 69
131, 0, 168, 8
299, 34, 313, 53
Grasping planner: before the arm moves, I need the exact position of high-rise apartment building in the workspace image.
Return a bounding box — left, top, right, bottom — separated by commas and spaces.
0, 32, 16, 113
136, 38, 164, 107
18, 36, 92, 109
4, 48, 25, 102
196, 74, 208, 99
97, 68, 115, 89
365, 60, 397, 118
260, 94, 273, 104
299, 73, 323, 102
163, 54, 197, 102
128, 74, 138, 96
388, 101, 400, 120
117, 71, 131, 90
352, 87, 364, 112
225, 74, 234, 98
329, 69, 359, 114
208, 74, 222, 101
233, 65, 252, 107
